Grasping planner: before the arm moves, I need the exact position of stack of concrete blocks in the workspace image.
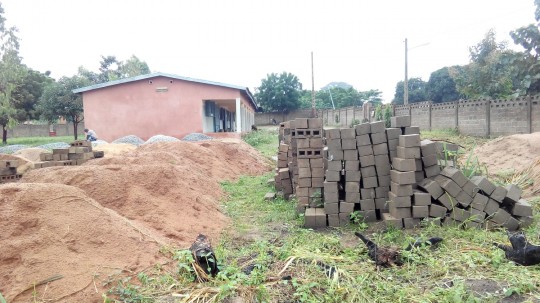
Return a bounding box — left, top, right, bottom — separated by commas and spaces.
294, 118, 326, 228
322, 128, 343, 227
34, 140, 102, 169
0, 160, 22, 183
274, 121, 294, 200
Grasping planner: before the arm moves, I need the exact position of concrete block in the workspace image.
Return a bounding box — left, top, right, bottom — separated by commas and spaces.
440, 167, 467, 187
298, 148, 323, 159
370, 121, 386, 133
391, 182, 413, 197
503, 216, 520, 231
324, 191, 339, 203
310, 158, 324, 168
429, 203, 448, 218
312, 167, 325, 178
436, 177, 461, 198
315, 208, 327, 227
471, 193, 489, 211
340, 202, 356, 213
456, 190, 473, 207
422, 154, 438, 167
375, 186, 390, 198
371, 132, 388, 145
327, 160, 343, 171
413, 192, 431, 206
424, 164, 441, 178
323, 181, 339, 193
340, 128, 356, 139
390, 170, 416, 185
389, 192, 412, 207
339, 212, 351, 225
382, 213, 403, 228
469, 208, 485, 223
342, 139, 357, 150
412, 205, 429, 218
375, 198, 389, 210
325, 170, 341, 182
324, 203, 339, 215
415, 171, 425, 183
376, 164, 391, 177
386, 128, 402, 140
298, 178, 311, 188
403, 126, 420, 135
308, 118, 323, 129
40, 153, 53, 161
346, 170, 362, 182
390, 116, 411, 128
484, 198, 500, 216
310, 138, 324, 148
52, 148, 69, 155
312, 177, 324, 188
309, 188, 322, 198
355, 123, 371, 135
462, 181, 479, 198
304, 208, 317, 228
297, 158, 310, 168
518, 216, 534, 229
396, 146, 421, 159
470, 176, 496, 195
388, 139, 399, 150
450, 208, 471, 222
360, 199, 376, 210
420, 140, 437, 156
361, 188, 376, 199
326, 139, 342, 149
438, 193, 458, 210
297, 138, 310, 149
278, 168, 290, 180
361, 165, 377, 177
378, 174, 391, 187
295, 118, 309, 129
344, 160, 360, 171
296, 186, 309, 197
325, 129, 341, 139
327, 149, 344, 161
399, 134, 421, 148
358, 144, 374, 156
345, 182, 360, 192
360, 155, 376, 168
389, 150, 398, 162
327, 214, 341, 227
344, 150, 359, 160
490, 186, 507, 203
504, 184, 522, 204
373, 143, 389, 155
491, 208, 511, 225
389, 204, 412, 219
442, 217, 460, 227
363, 176, 378, 188
511, 199, 533, 217
356, 134, 372, 146
418, 178, 444, 199
375, 155, 390, 167
403, 218, 422, 229
346, 191, 361, 203
392, 158, 417, 172
299, 167, 311, 178
422, 217, 442, 226
362, 210, 378, 222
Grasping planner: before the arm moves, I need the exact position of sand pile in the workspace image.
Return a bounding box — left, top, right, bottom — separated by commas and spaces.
92, 142, 137, 157
473, 133, 540, 173
0, 183, 163, 303
13, 147, 49, 163
0, 153, 33, 174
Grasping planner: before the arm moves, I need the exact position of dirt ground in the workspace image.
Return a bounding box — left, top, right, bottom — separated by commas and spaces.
0, 139, 271, 302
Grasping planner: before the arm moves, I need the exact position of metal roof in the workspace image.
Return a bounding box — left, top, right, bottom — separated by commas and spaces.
72, 72, 258, 110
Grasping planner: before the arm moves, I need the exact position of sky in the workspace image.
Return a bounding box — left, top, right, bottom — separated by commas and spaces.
1, 0, 537, 103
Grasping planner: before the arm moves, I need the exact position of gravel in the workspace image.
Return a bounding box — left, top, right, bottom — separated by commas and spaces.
181, 133, 214, 142
144, 135, 181, 144
91, 140, 109, 147
0, 144, 29, 154
37, 142, 70, 151
112, 135, 145, 146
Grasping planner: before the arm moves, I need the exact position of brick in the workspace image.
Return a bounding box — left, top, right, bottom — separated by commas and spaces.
450, 208, 471, 222
403, 126, 420, 135
315, 208, 327, 227
413, 192, 431, 206
312, 167, 325, 178
312, 178, 324, 188
491, 209, 511, 225
375, 186, 389, 198
440, 167, 468, 187
429, 204, 448, 218
340, 202, 356, 213
346, 192, 361, 203
324, 203, 340, 215
375, 198, 389, 210
356, 134, 372, 146
438, 193, 458, 210
358, 145, 374, 156
456, 190, 473, 207
390, 170, 416, 185
422, 154, 438, 167
504, 184, 522, 204
355, 123, 371, 135
386, 128, 402, 140
299, 167, 311, 178
392, 158, 417, 172
391, 182, 413, 197
424, 165, 441, 178
412, 205, 429, 218
470, 176, 496, 195
344, 150, 359, 160
436, 177, 461, 197
327, 214, 341, 227
389, 192, 412, 207
471, 193, 489, 211
483, 198, 500, 215
342, 139, 357, 150
391, 116, 411, 128
382, 213, 404, 228
371, 132, 388, 144
388, 139, 399, 150
346, 170, 361, 182
403, 218, 422, 229
511, 199, 533, 217
418, 179, 444, 199
373, 143, 389, 155
326, 139, 342, 149
420, 140, 437, 156
396, 146, 421, 159
360, 199, 376, 210
490, 186, 507, 203
295, 118, 309, 129
327, 160, 343, 171
310, 158, 324, 168
370, 121, 386, 133
361, 188, 376, 199
298, 148, 323, 159
399, 134, 421, 147
310, 138, 324, 148
462, 181, 479, 198
308, 118, 323, 129
344, 160, 360, 171
324, 191, 339, 203
325, 129, 341, 139
362, 176, 378, 188
325, 170, 341, 182
389, 205, 412, 219
361, 166, 377, 177
327, 149, 344, 161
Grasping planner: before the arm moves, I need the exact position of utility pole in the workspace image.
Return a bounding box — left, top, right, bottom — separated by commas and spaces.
404, 38, 408, 105
311, 51, 316, 117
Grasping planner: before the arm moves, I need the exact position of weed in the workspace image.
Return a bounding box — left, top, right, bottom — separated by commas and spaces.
349, 118, 360, 128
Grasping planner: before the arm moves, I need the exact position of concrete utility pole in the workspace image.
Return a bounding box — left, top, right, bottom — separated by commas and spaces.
311, 51, 316, 117
404, 38, 408, 105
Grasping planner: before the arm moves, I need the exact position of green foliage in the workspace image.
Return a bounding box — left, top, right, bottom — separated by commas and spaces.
383, 105, 392, 128
0, 291, 6, 303
78, 55, 151, 85
427, 67, 462, 103
349, 118, 360, 128
393, 78, 428, 104
374, 104, 383, 121
255, 72, 302, 112
242, 127, 278, 159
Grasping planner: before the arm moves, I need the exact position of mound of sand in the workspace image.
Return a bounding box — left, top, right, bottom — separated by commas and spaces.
0, 183, 163, 302
13, 147, 49, 163
92, 142, 137, 157
473, 132, 540, 173
0, 153, 33, 174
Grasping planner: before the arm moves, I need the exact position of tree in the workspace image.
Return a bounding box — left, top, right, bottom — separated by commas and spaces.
255, 72, 302, 112
39, 76, 90, 140
11, 68, 52, 121
392, 78, 427, 104
120, 55, 150, 78
426, 67, 462, 103
78, 55, 151, 85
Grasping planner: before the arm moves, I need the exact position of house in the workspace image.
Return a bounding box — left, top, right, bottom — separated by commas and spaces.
72, 72, 257, 142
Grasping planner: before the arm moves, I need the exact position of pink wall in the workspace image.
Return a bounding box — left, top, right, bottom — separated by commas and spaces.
82, 76, 255, 142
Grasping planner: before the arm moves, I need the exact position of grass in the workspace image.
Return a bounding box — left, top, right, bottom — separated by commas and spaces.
0, 136, 76, 147
421, 128, 489, 153
242, 127, 279, 159
100, 128, 540, 302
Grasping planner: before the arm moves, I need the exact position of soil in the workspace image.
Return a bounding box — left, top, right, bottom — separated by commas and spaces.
1, 139, 271, 302
473, 133, 540, 173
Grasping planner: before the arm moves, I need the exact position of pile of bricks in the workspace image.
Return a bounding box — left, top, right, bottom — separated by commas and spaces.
0, 160, 22, 184
34, 140, 104, 169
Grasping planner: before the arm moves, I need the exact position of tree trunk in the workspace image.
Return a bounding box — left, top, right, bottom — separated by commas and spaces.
2, 125, 7, 145
73, 121, 78, 140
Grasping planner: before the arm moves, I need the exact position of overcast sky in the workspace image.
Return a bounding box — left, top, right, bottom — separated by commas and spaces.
1, 0, 537, 102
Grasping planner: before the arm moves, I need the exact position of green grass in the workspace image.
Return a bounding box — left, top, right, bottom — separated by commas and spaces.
242, 127, 279, 160
0, 136, 76, 147
101, 128, 540, 302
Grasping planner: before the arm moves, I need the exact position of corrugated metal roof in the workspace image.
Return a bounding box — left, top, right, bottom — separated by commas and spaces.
72, 72, 258, 110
